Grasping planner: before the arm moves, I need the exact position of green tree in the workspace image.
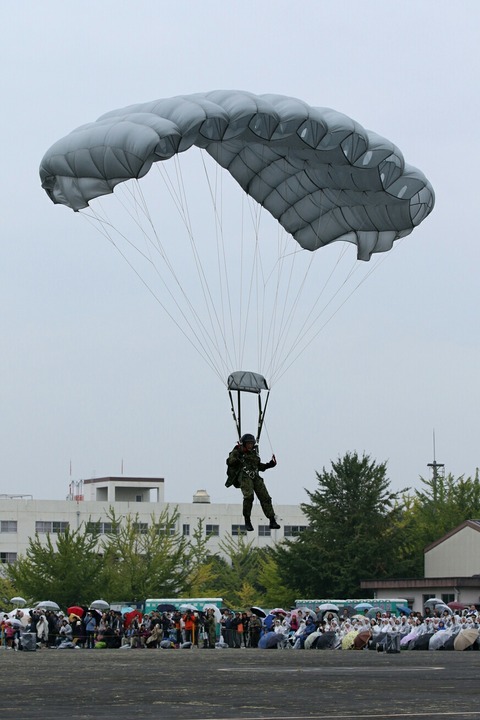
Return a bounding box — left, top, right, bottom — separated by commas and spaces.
182, 519, 219, 596
206, 534, 268, 608
100, 507, 189, 601
273, 452, 407, 598
256, 552, 296, 609
6, 525, 104, 607
399, 469, 480, 575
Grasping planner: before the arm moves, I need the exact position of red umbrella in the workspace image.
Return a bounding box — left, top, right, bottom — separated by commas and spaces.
270, 608, 287, 615
448, 601, 467, 611
67, 606, 85, 618
124, 609, 142, 627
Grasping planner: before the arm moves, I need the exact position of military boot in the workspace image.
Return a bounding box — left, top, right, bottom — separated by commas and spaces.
244, 516, 254, 532
269, 517, 280, 530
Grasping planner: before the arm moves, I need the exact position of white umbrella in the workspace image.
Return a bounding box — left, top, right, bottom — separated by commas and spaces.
424, 597, 443, 607
10, 596, 27, 607
90, 599, 110, 611
317, 603, 340, 612
8, 618, 23, 628
36, 600, 60, 611
178, 603, 197, 612
203, 603, 221, 622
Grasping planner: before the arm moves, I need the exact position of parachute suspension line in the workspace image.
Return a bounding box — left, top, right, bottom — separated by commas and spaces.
113, 178, 230, 380
273, 239, 402, 383
199, 151, 239, 373
235, 196, 263, 372
228, 389, 242, 440
256, 388, 270, 443
150, 159, 237, 379
158, 157, 236, 377
268, 241, 351, 385
264, 178, 349, 385
80, 208, 224, 383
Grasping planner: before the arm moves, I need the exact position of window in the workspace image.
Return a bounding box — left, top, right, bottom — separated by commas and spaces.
0, 552, 17, 564
231, 524, 247, 536
283, 525, 306, 537
182, 524, 190, 536
442, 593, 455, 605
156, 523, 175, 536
135, 495, 142, 502
35, 521, 69, 534
133, 522, 148, 534
206, 524, 219, 537
85, 521, 116, 535
0, 520, 17, 533
258, 525, 271, 537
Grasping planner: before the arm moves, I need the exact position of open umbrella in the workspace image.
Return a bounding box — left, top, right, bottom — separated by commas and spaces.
270, 608, 287, 615
454, 628, 479, 651
157, 603, 176, 612
258, 631, 283, 648
317, 603, 339, 612
90, 599, 110, 611
354, 603, 373, 611
341, 630, 358, 650
36, 600, 60, 611
295, 607, 317, 618
397, 605, 412, 615
366, 606, 384, 618
10, 597, 27, 607
121, 606, 135, 615
178, 603, 197, 612
354, 630, 372, 649
203, 603, 222, 622
8, 618, 23, 628
304, 631, 322, 649
448, 601, 467, 611
314, 631, 338, 649
424, 597, 443, 608
435, 603, 453, 615
67, 605, 85, 618
411, 632, 435, 650
250, 606, 267, 618
124, 609, 142, 627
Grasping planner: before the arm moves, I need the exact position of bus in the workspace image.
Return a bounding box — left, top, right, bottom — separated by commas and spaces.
143, 597, 223, 614
295, 598, 409, 615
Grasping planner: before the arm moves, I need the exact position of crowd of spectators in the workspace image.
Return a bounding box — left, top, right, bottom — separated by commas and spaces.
2, 603, 479, 651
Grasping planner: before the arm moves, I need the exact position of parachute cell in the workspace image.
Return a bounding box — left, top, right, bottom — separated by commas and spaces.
40, 90, 434, 261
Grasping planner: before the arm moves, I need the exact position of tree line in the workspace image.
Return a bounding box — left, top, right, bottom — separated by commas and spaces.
2, 452, 479, 610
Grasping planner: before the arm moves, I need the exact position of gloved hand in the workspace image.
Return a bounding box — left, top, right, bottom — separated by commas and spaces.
266, 454, 277, 468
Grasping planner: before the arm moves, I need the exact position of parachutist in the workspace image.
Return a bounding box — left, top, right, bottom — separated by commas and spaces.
226, 433, 280, 531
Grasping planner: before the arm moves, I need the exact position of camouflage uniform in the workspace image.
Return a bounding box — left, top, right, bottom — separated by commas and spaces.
226, 445, 276, 521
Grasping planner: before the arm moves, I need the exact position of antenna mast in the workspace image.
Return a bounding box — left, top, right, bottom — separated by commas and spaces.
427, 429, 444, 480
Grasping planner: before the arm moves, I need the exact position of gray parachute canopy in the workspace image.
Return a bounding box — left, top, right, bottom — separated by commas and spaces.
40, 90, 434, 261
228, 371, 269, 394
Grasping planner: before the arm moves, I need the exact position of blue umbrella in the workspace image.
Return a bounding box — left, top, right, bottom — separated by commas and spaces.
397, 605, 412, 615
259, 631, 282, 649
354, 603, 373, 611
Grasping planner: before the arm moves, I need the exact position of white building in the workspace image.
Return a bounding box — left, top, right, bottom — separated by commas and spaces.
361, 519, 480, 612
0, 476, 307, 564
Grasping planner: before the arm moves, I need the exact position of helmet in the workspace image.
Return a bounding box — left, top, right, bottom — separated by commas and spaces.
240, 433, 256, 445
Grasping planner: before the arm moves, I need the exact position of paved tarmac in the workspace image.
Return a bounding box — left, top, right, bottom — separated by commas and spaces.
2, 646, 480, 720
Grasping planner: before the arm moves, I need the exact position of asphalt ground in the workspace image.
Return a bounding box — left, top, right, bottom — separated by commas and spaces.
2, 646, 480, 720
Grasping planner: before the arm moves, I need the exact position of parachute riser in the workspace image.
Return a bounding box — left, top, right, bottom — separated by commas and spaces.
228, 387, 270, 445
228, 389, 242, 441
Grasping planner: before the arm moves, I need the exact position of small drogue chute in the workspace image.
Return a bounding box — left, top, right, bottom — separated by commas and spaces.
227, 371, 269, 442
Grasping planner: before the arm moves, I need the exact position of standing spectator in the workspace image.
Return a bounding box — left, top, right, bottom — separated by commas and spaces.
203, 608, 217, 648
85, 612, 97, 649
182, 610, 194, 643
249, 613, 262, 648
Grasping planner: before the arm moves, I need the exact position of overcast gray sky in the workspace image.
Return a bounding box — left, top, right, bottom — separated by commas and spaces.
1, 0, 479, 507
